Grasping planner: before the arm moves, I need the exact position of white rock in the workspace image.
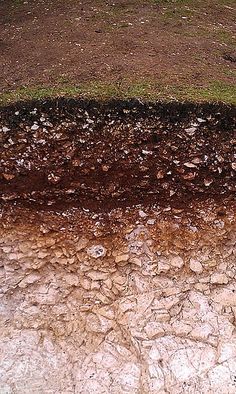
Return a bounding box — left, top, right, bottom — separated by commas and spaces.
212, 288, 236, 306
204, 178, 213, 187
139, 210, 147, 218
157, 260, 170, 273
147, 219, 156, 225
31, 123, 39, 130
170, 255, 184, 269
189, 258, 203, 274
172, 321, 192, 335
2, 126, 10, 132
184, 162, 197, 168
185, 126, 197, 135
197, 117, 206, 123
210, 273, 228, 284
190, 323, 213, 340
87, 245, 106, 258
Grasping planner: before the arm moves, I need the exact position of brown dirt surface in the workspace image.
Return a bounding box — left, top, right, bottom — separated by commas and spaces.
0, 0, 236, 96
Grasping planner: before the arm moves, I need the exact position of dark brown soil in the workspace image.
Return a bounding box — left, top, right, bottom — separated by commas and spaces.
0, 99, 235, 212
0, 0, 235, 92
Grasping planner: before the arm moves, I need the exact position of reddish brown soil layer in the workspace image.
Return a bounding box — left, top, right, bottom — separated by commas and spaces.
0, 99, 235, 212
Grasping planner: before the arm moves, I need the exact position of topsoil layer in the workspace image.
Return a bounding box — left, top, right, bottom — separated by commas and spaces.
1, 0, 235, 92
0, 99, 235, 212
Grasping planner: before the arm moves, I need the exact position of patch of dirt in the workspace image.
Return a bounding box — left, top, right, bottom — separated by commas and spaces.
223, 52, 236, 63
0, 0, 235, 91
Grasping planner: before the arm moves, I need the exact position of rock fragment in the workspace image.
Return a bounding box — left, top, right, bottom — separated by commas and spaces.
170, 255, 184, 269
87, 245, 107, 258
189, 258, 203, 274
211, 273, 229, 284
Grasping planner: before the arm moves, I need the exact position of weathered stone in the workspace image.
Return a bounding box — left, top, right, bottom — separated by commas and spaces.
170, 255, 184, 269
211, 273, 229, 284
115, 254, 129, 263
87, 270, 109, 281
189, 258, 203, 273
87, 245, 107, 258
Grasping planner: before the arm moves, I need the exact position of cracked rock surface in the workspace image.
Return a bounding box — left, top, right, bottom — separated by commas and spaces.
0, 100, 235, 393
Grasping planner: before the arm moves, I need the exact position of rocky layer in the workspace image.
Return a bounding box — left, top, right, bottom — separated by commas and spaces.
0, 99, 235, 211
0, 99, 235, 393
0, 201, 236, 393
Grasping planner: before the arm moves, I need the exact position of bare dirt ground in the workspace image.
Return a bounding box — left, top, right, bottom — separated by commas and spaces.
0, 0, 235, 99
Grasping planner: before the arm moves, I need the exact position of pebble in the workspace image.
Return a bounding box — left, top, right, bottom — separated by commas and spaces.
147, 219, 156, 225
2, 173, 15, 180
204, 179, 213, 187
87, 245, 107, 258
139, 210, 147, 218
158, 260, 170, 273
185, 127, 197, 135
115, 254, 129, 263
170, 255, 184, 269
31, 123, 39, 131
64, 273, 79, 286
2, 126, 10, 132
156, 170, 165, 179
210, 273, 229, 285
184, 162, 197, 168
87, 271, 109, 281
197, 118, 206, 123
189, 258, 203, 274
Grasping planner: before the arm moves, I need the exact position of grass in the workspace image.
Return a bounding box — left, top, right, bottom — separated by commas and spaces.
0, 80, 235, 106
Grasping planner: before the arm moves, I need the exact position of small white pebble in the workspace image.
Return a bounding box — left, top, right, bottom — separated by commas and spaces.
31, 123, 39, 131
139, 210, 147, 218
2, 126, 10, 132
87, 245, 107, 259
231, 162, 236, 171
204, 179, 213, 187
189, 258, 203, 274
197, 118, 206, 123
184, 162, 197, 168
